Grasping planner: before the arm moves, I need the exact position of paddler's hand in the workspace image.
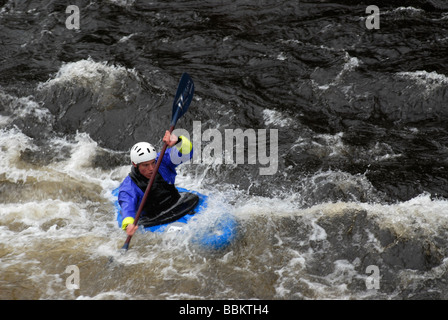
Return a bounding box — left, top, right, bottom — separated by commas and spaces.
163, 130, 178, 147
126, 224, 138, 236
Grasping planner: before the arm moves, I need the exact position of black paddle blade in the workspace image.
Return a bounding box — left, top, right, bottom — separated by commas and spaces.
171, 73, 194, 126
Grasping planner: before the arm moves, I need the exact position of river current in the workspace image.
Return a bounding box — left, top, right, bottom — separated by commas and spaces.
1, 0, 448, 300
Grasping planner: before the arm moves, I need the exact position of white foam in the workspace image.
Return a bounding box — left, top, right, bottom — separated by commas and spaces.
335, 55, 360, 82
291, 132, 401, 167
0, 128, 123, 195
312, 52, 361, 91
63, 132, 99, 171
397, 70, 448, 84
0, 115, 10, 126
76, 291, 134, 300
274, 249, 307, 298
0, 91, 53, 123
297, 192, 448, 240
276, 52, 287, 61
0, 127, 41, 183
47, 132, 124, 192
106, 0, 135, 7
118, 33, 137, 43
309, 218, 328, 241
38, 57, 140, 93
262, 109, 293, 127
395, 6, 423, 12
1, 200, 75, 226
396, 70, 448, 93
363, 193, 448, 238
386, 6, 424, 15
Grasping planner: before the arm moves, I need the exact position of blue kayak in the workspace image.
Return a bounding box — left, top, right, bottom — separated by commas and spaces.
112, 187, 237, 250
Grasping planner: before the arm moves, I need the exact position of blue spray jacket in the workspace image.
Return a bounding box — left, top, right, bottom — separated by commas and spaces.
118, 136, 193, 229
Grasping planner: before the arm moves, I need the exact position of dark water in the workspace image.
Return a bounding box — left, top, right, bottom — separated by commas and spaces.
1, 0, 448, 300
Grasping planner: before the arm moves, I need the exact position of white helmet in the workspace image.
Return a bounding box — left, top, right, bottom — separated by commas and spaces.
130, 142, 157, 165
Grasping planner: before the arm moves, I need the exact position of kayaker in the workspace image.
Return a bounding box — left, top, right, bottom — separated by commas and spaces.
118, 130, 193, 236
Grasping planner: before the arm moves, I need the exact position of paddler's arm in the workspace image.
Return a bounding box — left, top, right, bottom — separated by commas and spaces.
158, 131, 193, 184
118, 189, 139, 235
162, 131, 193, 171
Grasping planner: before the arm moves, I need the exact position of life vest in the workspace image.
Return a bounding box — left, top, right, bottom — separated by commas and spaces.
134, 171, 181, 217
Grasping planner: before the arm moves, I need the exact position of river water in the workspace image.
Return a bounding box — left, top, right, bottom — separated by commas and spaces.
1, 0, 448, 300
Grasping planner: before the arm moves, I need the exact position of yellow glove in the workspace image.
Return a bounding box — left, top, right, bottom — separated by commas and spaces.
175, 135, 192, 154
121, 217, 135, 230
